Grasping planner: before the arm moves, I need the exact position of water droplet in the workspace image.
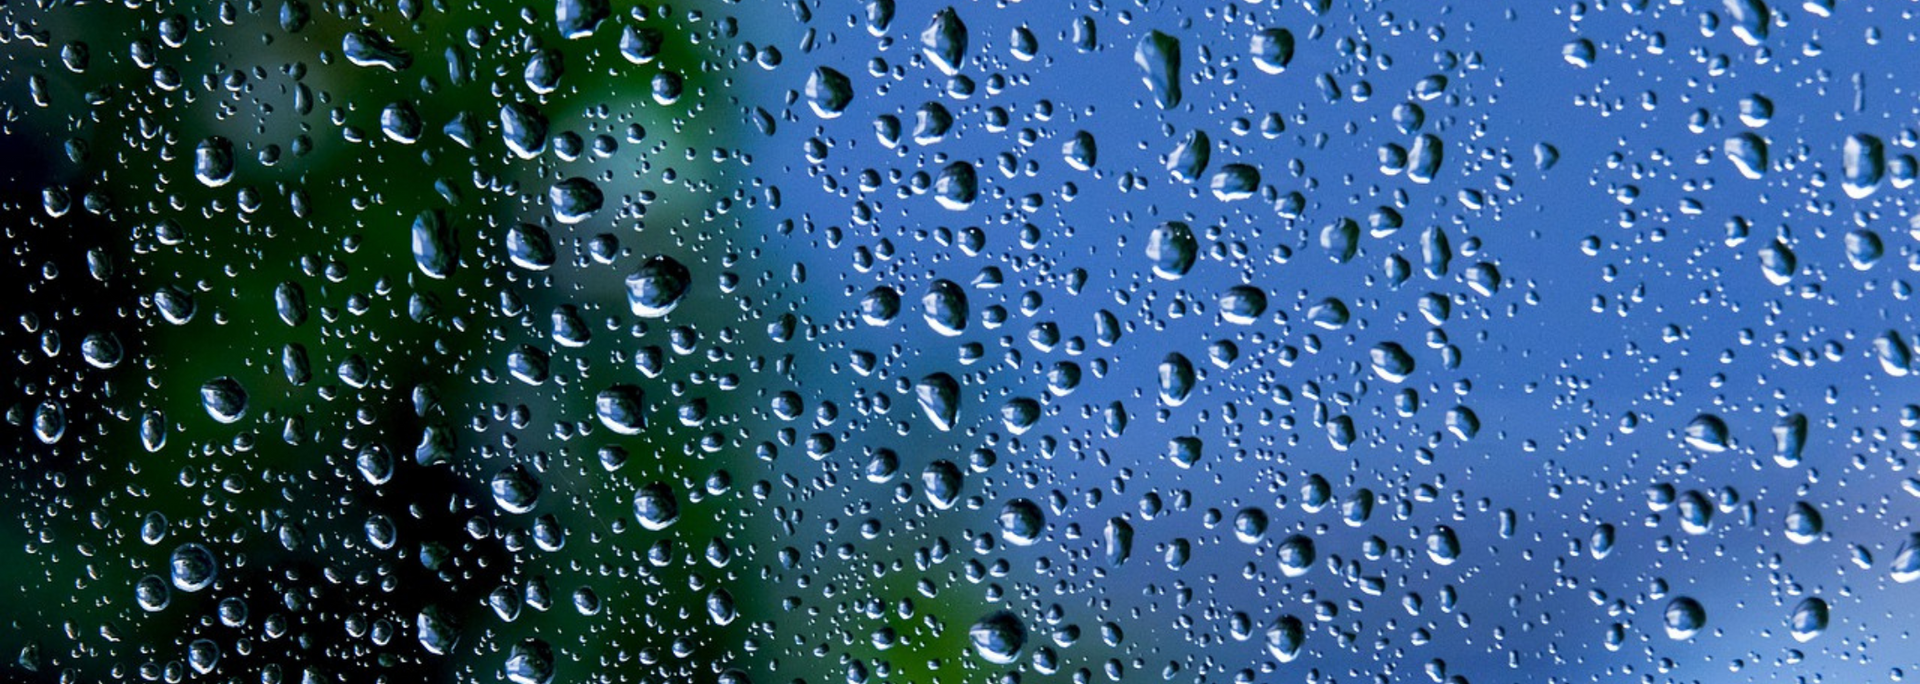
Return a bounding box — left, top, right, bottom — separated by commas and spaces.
1266, 615, 1305, 662
1844, 230, 1884, 270
356, 445, 395, 485
1663, 597, 1706, 639
1062, 130, 1097, 171
1723, 0, 1770, 46
1724, 132, 1768, 179
1843, 133, 1887, 199
1683, 414, 1730, 452
1276, 534, 1315, 577
411, 209, 456, 279
920, 7, 968, 75
502, 103, 550, 159
1134, 30, 1182, 109
135, 574, 170, 612
1369, 343, 1415, 383
31, 401, 64, 445
491, 465, 541, 514
595, 385, 646, 435
633, 482, 681, 531
1321, 218, 1359, 263
1784, 501, 1822, 544
998, 498, 1044, 545
916, 373, 961, 430
193, 137, 234, 187
1168, 130, 1210, 182
933, 162, 978, 210
1426, 525, 1460, 565
1251, 28, 1294, 74
200, 377, 248, 424
417, 605, 459, 655
1788, 597, 1828, 642
1104, 518, 1133, 566
1209, 163, 1260, 201
1218, 286, 1266, 324
169, 543, 218, 592
1677, 489, 1714, 535
923, 460, 964, 509
555, 0, 609, 39
805, 67, 853, 118
1773, 413, 1807, 467
1157, 353, 1196, 406
1891, 534, 1920, 583
1759, 238, 1795, 285
921, 279, 969, 336
968, 611, 1027, 664
1563, 38, 1595, 67
341, 30, 412, 70
1147, 221, 1198, 279
505, 639, 555, 684
625, 255, 692, 318
548, 177, 603, 224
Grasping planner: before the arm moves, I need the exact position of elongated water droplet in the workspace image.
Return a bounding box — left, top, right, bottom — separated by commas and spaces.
1134, 30, 1182, 109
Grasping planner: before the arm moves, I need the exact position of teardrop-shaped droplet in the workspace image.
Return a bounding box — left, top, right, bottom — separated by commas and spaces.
625, 255, 691, 318
1684, 414, 1731, 452
411, 209, 456, 279
916, 372, 960, 430
921, 279, 969, 336
920, 7, 968, 75
200, 377, 248, 424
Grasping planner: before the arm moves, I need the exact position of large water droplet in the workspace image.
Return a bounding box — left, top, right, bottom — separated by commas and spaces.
417, 605, 460, 655
1134, 30, 1181, 109
920, 7, 968, 75
193, 137, 234, 187
548, 177, 603, 224
1662, 597, 1706, 639
921, 279, 969, 336
1266, 615, 1305, 662
916, 372, 960, 430
1146, 221, 1198, 279
1251, 28, 1293, 74
200, 377, 248, 424
633, 482, 681, 531
625, 255, 692, 318
491, 465, 542, 514
505, 639, 555, 684
169, 543, 218, 593
411, 209, 456, 279
805, 67, 853, 118
998, 498, 1044, 545
968, 611, 1027, 664
595, 385, 646, 435
1276, 534, 1315, 577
